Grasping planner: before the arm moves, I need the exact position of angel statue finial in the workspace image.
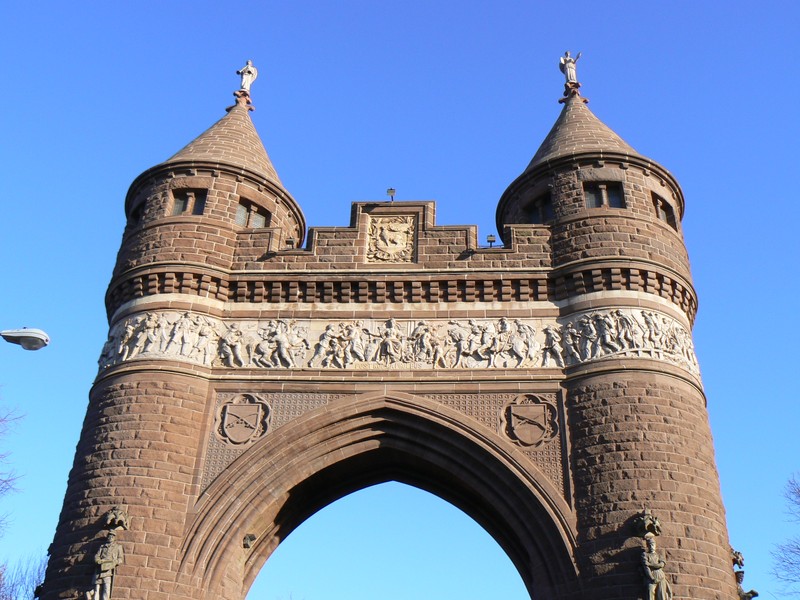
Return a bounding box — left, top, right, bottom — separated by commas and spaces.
237, 60, 258, 92
559, 51, 581, 84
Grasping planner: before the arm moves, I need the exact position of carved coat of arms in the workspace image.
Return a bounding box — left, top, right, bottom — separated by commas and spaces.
367, 216, 415, 262
501, 394, 558, 447
216, 394, 271, 445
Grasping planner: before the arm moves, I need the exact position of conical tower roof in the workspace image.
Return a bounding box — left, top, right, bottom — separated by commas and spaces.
524, 93, 648, 172
162, 102, 282, 185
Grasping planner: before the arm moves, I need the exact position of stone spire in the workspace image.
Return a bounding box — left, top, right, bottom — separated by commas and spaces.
524, 92, 648, 172
162, 60, 282, 186
496, 64, 677, 236
162, 102, 283, 185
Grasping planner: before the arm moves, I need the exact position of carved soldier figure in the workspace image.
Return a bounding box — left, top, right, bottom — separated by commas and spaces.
308, 325, 337, 368
89, 531, 124, 600
429, 325, 449, 369
98, 334, 116, 368
541, 325, 565, 368
486, 318, 513, 367
153, 313, 170, 352
577, 316, 597, 360
593, 312, 620, 355
447, 321, 471, 368
613, 309, 638, 350
192, 317, 217, 365
270, 320, 301, 368
219, 323, 245, 367
641, 533, 673, 600
641, 311, 662, 349
117, 321, 137, 361
341, 322, 366, 366
735, 570, 758, 600
165, 312, 196, 356
410, 320, 433, 361
562, 321, 582, 364
128, 314, 154, 358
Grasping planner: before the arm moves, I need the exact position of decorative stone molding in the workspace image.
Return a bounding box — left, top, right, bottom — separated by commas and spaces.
105, 266, 697, 322
99, 308, 700, 375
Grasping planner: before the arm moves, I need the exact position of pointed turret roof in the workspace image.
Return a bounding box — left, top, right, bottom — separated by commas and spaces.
163, 102, 282, 185
524, 93, 648, 172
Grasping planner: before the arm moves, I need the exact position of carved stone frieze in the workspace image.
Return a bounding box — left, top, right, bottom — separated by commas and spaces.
99, 308, 700, 375
366, 215, 415, 262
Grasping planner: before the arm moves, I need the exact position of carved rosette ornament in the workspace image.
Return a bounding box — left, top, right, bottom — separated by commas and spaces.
366, 215, 416, 262
501, 394, 558, 447
215, 394, 271, 446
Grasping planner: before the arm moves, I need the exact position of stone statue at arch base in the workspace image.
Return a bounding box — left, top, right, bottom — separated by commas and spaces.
85, 531, 124, 600
641, 533, 673, 600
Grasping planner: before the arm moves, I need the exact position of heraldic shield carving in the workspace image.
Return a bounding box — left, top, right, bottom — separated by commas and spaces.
501, 394, 558, 447
215, 394, 272, 445
366, 215, 416, 262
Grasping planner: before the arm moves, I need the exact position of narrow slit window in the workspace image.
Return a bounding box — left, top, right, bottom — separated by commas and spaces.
584, 182, 625, 209
527, 192, 555, 224
171, 189, 207, 216
652, 193, 677, 230
236, 201, 271, 228
235, 203, 249, 226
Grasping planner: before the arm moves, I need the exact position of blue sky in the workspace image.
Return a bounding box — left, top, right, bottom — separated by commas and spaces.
1, 1, 799, 598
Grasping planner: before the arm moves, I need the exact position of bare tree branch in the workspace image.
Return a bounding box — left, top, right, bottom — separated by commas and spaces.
774, 474, 800, 595
0, 553, 47, 600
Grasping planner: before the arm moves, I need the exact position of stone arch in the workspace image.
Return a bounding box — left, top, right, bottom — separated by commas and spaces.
179, 392, 580, 599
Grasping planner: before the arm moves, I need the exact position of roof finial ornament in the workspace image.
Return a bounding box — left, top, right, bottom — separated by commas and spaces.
558, 51, 588, 104
228, 60, 258, 112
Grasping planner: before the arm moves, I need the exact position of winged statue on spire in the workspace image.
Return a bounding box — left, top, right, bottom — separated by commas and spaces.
237, 60, 258, 92
559, 51, 581, 84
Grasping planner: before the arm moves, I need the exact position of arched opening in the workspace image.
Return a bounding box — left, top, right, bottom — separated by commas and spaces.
181, 393, 578, 599
247, 482, 529, 599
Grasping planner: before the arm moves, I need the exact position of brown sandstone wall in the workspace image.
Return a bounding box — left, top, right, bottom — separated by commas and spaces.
43, 373, 210, 600
565, 372, 735, 599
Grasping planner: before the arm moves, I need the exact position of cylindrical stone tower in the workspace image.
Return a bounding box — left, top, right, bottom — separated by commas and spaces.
42, 90, 306, 600
498, 87, 733, 597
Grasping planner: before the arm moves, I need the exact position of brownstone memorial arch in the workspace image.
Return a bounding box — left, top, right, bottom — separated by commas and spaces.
42, 65, 738, 599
